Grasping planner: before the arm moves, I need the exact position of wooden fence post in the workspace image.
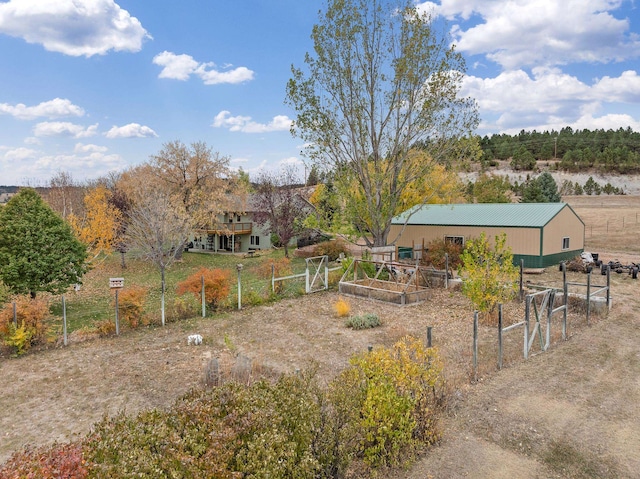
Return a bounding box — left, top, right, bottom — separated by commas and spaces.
498, 304, 503, 370
473, 311, 478, 382
586, 271, 591, 325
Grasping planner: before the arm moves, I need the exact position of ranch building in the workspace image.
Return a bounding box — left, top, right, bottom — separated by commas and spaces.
389, 203, 585, 268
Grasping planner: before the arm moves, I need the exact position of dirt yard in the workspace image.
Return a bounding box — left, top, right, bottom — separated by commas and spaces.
1, 196, 640, 478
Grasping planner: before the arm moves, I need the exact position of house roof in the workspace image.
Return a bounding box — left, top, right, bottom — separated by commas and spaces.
392, 203, 581, 228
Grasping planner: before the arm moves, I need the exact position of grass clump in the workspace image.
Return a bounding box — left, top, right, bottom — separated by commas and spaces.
345, 313, 381, 330
333, 297, 351, 317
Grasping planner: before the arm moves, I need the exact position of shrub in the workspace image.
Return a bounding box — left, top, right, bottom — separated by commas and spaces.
333, 297, 351, 317
0, 295, 52, 351
176, 267, 231, 310
85, 374, 322, 478
3, 321, 34, 355
94, 319, 116, 337
113, 285, 148, 328
331, 336, 446, 469
312, 239, 350, 261
0, 443, 88, 479
423, 238, 463, 270
459, 232, 519, 325
345, 313, 381, 330
169, 295, 196, 321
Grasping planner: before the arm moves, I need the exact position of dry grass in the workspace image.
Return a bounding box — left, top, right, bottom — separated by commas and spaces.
566, 195, 640, 255
0, 194, 639, 477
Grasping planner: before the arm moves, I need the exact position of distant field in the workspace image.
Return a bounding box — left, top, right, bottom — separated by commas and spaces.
565, 195, 640, 256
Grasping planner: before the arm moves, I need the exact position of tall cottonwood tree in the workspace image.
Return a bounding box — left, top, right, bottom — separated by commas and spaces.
286, 0, 478, 247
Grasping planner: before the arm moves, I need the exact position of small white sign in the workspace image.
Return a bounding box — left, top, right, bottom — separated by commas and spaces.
109, 277, 125, 289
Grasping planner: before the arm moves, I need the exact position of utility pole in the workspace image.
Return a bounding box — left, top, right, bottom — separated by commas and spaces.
554, 137, 558, 160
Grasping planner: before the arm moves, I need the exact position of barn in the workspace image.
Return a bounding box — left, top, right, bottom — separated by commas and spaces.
389, 203, 585, 268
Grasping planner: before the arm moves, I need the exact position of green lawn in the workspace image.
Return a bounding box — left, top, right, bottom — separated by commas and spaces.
48, 249, 316, 334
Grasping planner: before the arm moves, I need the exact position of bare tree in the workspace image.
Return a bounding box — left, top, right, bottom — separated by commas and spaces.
45, 171, 86, 220
125, 186, 191, 325
252, 166, 308, 258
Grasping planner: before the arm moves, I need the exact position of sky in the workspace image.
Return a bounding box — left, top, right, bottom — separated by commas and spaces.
0, 0, 639, 186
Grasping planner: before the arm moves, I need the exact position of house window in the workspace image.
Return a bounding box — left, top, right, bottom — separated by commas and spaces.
250, 235, 260, 246
562, 237, 570, 250
444, 235, 464, 246
236, 215, 241, 222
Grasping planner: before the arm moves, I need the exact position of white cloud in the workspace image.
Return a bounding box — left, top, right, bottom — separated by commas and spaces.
33, 121, 98, 138
33, 151, 123, 178
212, 111, 292, 133
4, 147, 37, 161
74, 143, 108, 153
0, 98, 84, 120
153, 51, 254, 85
0, 0, 151, 57
420, 0, 640, 69
462, 67, 640, 133
24, 137, 40, 145
105, 123, 158, 138
592, 70, 640, 103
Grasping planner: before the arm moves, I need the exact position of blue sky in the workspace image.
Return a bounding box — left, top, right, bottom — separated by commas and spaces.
0, 0, 639, 186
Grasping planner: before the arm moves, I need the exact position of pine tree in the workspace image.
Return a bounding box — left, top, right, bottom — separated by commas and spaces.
0, 188, 88, 298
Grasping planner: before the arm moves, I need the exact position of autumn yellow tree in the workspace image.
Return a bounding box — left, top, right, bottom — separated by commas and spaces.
334, 149, 465, 246
68, 185, 121, 261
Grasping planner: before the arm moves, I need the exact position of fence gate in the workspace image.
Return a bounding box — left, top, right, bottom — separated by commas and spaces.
523, 288, 567, 359
305, 255, 329, 293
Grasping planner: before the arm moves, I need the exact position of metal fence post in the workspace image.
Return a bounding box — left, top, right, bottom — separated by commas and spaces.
62, 295, 68, 346
201, 274, 206, 317
115, 289, 120, 336
236, 264, 243, 310
427, 326, 432, 348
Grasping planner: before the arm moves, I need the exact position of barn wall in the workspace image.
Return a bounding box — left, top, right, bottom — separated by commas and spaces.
390, 225, 542, 256
542, 206, 585, 256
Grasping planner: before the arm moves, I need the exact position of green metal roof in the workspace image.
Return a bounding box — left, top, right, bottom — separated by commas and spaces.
392, 203, 577, 228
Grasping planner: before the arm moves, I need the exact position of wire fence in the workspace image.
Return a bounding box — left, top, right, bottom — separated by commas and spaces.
2, 258, 346, 349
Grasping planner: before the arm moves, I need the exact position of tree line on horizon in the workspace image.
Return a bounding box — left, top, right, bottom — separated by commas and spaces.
480, 126, 640, 174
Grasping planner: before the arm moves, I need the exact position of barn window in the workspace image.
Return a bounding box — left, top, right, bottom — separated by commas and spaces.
445, 235, 464, 246
562, 237, 570, 250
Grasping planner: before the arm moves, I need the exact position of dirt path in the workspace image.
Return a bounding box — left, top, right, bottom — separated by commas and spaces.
401, 256, 640, 479
1, 259, 639, 477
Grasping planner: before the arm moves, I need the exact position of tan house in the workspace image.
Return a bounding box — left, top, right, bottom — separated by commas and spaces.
389, 203, 585, 268
189, 210, 272, 253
